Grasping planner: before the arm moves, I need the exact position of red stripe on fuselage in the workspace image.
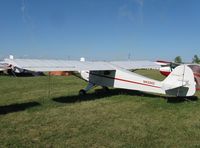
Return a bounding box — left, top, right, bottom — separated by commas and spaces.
90, 73, 161, 89
114, 77, 161, 88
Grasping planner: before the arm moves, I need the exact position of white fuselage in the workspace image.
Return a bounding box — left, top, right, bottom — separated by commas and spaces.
80, 64, 196, 97
88, 68, 165, 94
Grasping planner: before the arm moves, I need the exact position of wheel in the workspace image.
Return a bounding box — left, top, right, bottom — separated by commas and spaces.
79, 89, 86, 95
103, 86, 109, 92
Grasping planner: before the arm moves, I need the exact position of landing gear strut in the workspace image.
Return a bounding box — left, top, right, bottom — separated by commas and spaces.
79, 82, 95, 95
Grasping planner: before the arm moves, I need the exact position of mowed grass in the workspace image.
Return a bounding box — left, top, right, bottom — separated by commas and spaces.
1, 70, 200, 147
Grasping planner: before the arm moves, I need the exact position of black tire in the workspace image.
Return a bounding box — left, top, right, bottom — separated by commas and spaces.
103, 86, 109, 92
79, 89, 86, 95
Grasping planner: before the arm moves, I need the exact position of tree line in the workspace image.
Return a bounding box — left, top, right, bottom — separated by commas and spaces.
174, 55, 200, 64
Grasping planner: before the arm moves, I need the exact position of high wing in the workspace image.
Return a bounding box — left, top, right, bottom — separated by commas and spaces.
156, 60, 180, 68
4, 58, 159, 72
0, 61, 9, 71
0, 64, 5, 71
111, 61, 159, 70
4, 58, 116, 71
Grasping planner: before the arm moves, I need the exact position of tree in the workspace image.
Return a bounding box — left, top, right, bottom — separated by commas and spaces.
174, 56, 182, 63
192, 55, 200, 64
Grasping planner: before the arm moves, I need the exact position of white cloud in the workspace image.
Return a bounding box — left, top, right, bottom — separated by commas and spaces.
135, 0, 144, 7
21, 0, 26, 22
119, 4, 135, 22
118, 0, 144, 23
21, 0, 32, 24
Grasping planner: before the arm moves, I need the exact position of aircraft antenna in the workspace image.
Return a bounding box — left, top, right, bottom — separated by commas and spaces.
128, 53, 131, 60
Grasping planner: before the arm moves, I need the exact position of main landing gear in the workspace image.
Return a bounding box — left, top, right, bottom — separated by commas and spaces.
79, 82, 95, 95
79, 82, 109, 95
79, 89, 86, 95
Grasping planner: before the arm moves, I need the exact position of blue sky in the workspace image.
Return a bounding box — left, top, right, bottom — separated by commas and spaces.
0, 0, 199, 61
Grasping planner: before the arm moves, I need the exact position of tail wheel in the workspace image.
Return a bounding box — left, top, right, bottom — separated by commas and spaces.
79, 89, 86, 95
103, 86, 109, 92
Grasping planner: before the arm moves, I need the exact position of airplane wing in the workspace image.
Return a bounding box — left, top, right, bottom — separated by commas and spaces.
0, 61, 9, 71
4, 58, 159, 72
0, 64, 5, 71
4, 58, 116, 71
156, 60, 180, 68
111, 61, 159, 70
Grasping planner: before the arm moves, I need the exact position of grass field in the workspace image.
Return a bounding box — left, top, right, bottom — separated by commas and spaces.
1, 70, 200, 147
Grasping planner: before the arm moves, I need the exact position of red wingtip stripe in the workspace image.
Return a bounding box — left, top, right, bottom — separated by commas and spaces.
160, 71, 171, 76
156, 60, 171, 64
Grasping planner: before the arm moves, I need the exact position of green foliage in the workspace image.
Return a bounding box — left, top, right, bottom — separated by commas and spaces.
0, 71, 200, 147
174, 56, 182, 63
192, 55, 200, 64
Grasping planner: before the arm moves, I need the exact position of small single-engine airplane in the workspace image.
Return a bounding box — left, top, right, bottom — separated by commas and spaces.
3, 57, 196, 97
156, 60, 200, 91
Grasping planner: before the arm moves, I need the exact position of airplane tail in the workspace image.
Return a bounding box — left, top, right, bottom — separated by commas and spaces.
162, 65, 196, 97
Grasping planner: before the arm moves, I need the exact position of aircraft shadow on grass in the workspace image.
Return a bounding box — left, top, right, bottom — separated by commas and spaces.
53, 89, 154, 103
53, 88, 198, 104
0, 102, 40, 115
166, 96, 198, 103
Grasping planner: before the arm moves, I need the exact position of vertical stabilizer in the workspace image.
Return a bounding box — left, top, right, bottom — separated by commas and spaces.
162, 65, 196, 96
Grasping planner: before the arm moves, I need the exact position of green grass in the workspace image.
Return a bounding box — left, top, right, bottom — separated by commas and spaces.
1, 70, 200, 147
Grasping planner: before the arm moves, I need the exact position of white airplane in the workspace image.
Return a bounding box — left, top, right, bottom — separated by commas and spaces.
3, 57, 196, 97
